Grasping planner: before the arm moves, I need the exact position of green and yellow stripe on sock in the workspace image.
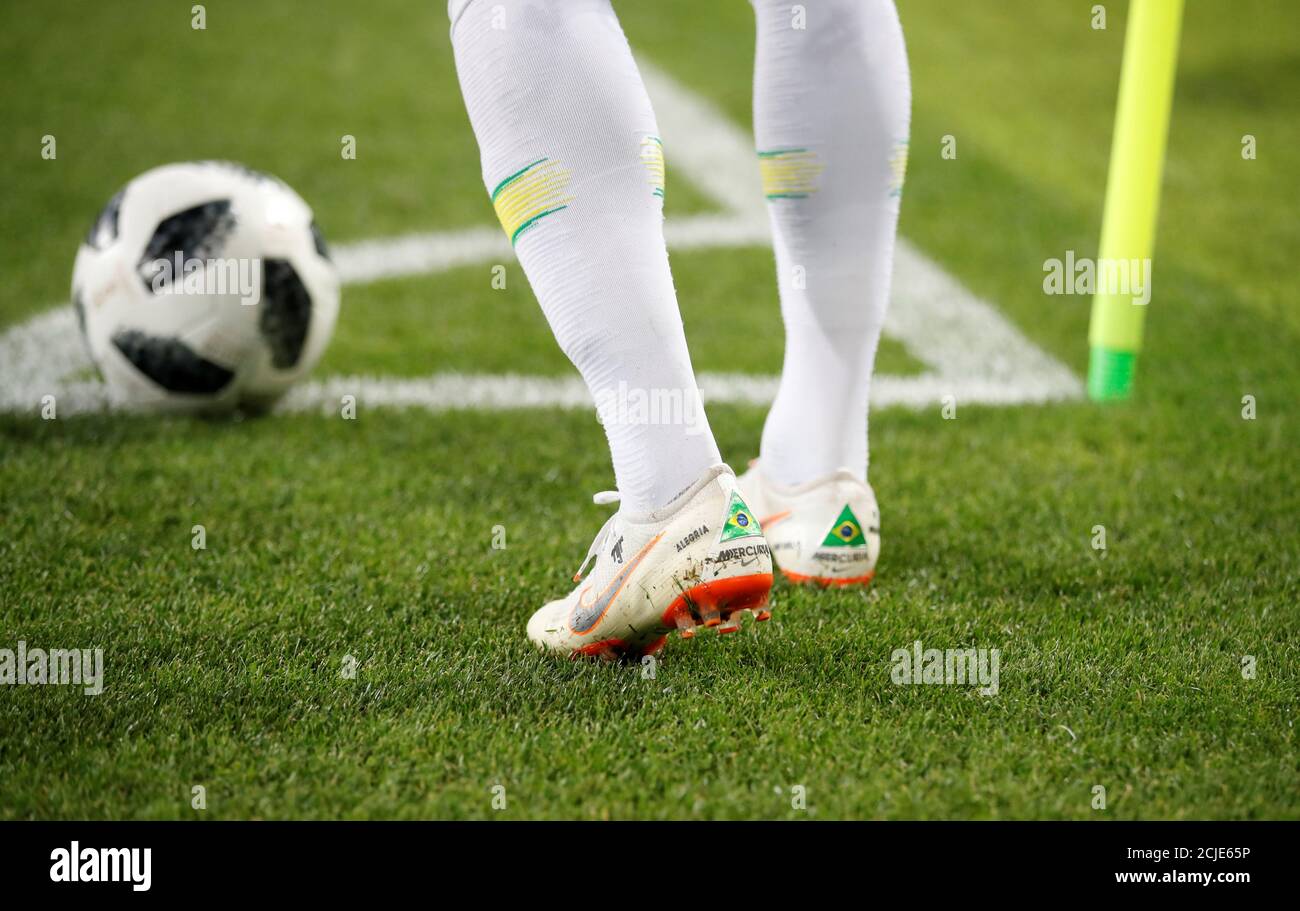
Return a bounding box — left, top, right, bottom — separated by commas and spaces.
491, 158, 573, 245
889, 138, 909, 199
641, 136, 665, 200
757, 147, 823, 199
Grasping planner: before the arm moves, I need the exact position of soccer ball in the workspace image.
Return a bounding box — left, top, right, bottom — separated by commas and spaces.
71, 161, 339, 412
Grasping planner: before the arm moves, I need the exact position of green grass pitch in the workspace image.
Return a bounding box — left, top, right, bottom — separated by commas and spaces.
1, 0, 1296, 819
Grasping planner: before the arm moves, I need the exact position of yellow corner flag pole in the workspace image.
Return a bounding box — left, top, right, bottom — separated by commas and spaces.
1087, 0, 1184, 401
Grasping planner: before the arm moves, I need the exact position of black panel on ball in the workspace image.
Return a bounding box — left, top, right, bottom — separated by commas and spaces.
85, 188, 124, 250
72, 289, 86, 335
111, 329, 235, 395
310, 221, 331, 260
136, 200, 236, 292
258, 259, 312, 369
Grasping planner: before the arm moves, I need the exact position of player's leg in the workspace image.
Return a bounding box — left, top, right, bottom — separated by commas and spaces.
738, 0, 910, 586
450, 0, 716, 516
449, 0, 772, 654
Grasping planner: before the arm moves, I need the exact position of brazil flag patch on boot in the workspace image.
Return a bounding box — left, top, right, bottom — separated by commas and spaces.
821, 504, 867, 547
720, 491, 761, 541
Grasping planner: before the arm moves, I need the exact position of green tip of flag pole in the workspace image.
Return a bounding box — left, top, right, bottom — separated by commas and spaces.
1088, 346, 1137, 401
1086, 0, 1184, 402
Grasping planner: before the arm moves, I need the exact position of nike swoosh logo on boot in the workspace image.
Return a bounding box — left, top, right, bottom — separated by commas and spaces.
568, 534, 662, 635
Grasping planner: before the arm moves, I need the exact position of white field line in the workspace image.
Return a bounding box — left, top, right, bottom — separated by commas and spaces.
278, 370, 1065, 416
2, 306, 1063, 416
0, 60, 1082, 416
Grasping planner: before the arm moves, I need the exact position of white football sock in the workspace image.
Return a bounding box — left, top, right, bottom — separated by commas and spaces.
450, 0, 721, 514
750, 0, 911, 487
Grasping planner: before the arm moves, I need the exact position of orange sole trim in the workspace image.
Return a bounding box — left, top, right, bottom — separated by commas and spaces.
661, 573, 774, 639
571, 634, 668, 662
568, 574, 774, 661
781, 568, 875, 588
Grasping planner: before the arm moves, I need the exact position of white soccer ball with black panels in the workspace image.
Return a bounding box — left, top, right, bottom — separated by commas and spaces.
71, 161, 339, 411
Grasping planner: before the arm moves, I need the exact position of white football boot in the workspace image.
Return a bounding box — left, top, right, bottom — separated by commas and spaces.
526, 464, 774, 659
736, 461, 880, 587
